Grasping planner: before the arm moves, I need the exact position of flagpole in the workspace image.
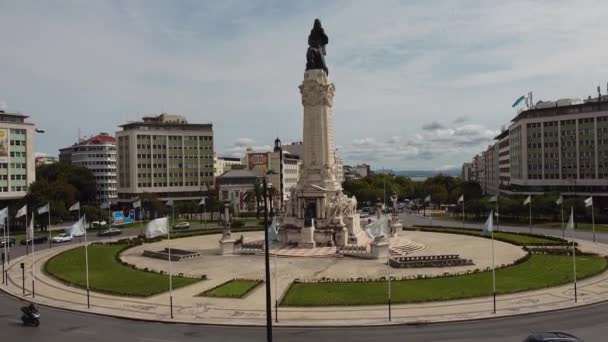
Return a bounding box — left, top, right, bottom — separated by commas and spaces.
168, 218, 173, 319
48, 204, 52, 249
2, 214, 6, 285
84, 215, 90, 308
462, 198, 465, 229
31, 216, 35, 298
274, 237, 278, 323
571, 207, 577, 303
561, 201, 564, 239
491, 227, 496, 314
6, 206, 10, 263
495, 196, 499, 232
591, 199, 595, 243
529, 198, 532, 234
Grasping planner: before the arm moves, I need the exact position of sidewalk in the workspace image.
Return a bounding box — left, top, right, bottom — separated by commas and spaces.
2, 239, 608, 327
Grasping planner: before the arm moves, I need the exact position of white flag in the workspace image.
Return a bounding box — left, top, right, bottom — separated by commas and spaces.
488, 195, 498, 203
37, 203, 49, 214
556, 195, 563, 205
566, 207, 575, 230
523, 195, 531, 205
165, 199, 174, 207
584, 197, 593, 208
100, 202, 110, 209
0, 207, 8, 222
457, 195, 464, 204
66, 216, 86, 237
16, 204, 27, 218
132, 200, 141, 209
365, 216, 389, 238
145, 217, 169, 239
69, 202, 80, 212
424, 195, 431, 203
199, 197, 206, 206
483, 210, 494, 233
26, 217, 34, 240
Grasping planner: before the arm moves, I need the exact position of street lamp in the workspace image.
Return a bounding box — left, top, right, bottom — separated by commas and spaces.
262, 169, 275, 342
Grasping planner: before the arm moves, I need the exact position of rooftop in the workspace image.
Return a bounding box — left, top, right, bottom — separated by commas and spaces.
511, 98, 608, 123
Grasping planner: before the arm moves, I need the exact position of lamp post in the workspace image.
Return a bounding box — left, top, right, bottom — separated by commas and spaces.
262, 170, 275, 342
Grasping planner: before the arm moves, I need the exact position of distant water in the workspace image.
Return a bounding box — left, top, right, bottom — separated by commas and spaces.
410, 176, 427, 182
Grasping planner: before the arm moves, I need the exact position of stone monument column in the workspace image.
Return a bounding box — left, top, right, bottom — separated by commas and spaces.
299, 70, 340, 191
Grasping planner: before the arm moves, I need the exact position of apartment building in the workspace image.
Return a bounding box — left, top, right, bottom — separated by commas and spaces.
59, 133, 117, 202
0, 111, 36, 200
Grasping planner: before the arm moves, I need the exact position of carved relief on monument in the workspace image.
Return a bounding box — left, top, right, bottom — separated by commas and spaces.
299, 78, 335, 107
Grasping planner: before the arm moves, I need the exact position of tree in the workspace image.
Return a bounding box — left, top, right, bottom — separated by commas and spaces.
243, 179, 279, 218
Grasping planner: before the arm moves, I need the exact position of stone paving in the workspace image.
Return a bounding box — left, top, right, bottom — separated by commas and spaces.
1, 232, 606, 326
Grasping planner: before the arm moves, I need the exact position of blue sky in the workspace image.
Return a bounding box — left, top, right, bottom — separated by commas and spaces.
1, 0, 607, 170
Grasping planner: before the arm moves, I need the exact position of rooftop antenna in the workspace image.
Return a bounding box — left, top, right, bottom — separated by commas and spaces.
528, 91, 533, 109
598, 85, 602, 103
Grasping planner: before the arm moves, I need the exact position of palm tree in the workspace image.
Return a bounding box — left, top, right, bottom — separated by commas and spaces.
243, 179, 279, 218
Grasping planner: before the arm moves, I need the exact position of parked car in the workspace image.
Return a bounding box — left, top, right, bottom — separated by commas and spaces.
0, 236, 16, 247
91, 221, 108, 228
51, 233, 73, 243
523, 332, 583, 342
97, 228, 122, 237
173, 222, 190, 230
20, 235, 48, 245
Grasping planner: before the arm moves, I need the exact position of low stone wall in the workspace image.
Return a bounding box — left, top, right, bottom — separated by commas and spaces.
142, 248, 202, 261
389, 254, 474, 268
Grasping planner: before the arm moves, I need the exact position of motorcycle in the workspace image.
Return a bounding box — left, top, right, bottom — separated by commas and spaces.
20, 304, 40, 327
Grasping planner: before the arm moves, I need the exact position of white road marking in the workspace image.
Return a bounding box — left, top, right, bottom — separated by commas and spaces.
137, 338, 177, 342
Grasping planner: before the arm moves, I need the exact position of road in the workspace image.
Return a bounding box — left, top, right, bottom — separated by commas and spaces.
2, 213, 608, 341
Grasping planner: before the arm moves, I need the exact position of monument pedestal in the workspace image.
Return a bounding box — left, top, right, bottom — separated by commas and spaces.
219, 238, 235, 255
370, 237, 389, 259
300, 225, 316, 248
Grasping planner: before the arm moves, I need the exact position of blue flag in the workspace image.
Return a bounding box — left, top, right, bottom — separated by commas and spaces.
512, 95, 526, 108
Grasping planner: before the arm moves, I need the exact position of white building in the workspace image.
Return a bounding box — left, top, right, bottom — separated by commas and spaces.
59, 133, 117, 202
214, 154, 242, 177
0, 111, 36, 200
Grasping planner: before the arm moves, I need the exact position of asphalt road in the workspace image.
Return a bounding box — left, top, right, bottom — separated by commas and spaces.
2, 213, 608, 341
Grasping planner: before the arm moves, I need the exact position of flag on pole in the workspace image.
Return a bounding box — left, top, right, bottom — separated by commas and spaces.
165, 199, 174, 207
458, 195, 464, 204
69, 202, 80, 212
366, 216, 389, 238
100, 202, 110, 209
523, 195, 531, 205
198, 197, 206, 206
566, 208, 575, 230
145, 217, 169, 239
483, 210, 494, 234
512, 95, 526, 108
26, 216, 34, 240
488, 195, 498, 203
584, 197, 593, 208
66, 216, 86, 237
424, 195, 431, 202
268, 217, 279, 242
0, 207, 8, 222
556, 195, 563, 205
37, 203, 49, 215
16, 204, 27, 218
132, 200, 141, 209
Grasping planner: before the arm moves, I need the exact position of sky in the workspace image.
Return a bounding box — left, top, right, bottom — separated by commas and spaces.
2, 0, 608, 171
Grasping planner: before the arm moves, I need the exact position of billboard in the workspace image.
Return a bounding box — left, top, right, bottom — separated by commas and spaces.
113, 210, 135, 225
247, 152, 268, 171
0, 129, 8, 163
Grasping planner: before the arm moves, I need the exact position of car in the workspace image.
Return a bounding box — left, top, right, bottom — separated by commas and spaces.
20, 235, 48, 245
51, 233, 73, 243
97, 228, 122, 237
523, 332, 583, 342
173, 222, 190, 230
0, 236, 16, 247
91, 221, 109, 228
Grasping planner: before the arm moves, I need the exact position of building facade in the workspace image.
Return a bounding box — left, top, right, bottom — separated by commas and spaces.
242, 149, 302, 203
59, 133, 117, 202
116, 114, 214, 202
466, 92, 608, 197
214, 155, 242, 177
461, 162, 474, 182
0, 111, 36, 200
216, 166, 259, 215
35, 154, 58, 167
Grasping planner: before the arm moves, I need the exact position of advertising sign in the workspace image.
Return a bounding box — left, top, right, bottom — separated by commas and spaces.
112, 210, 135, 225
0, 129, 8, 163
247, 152, 268, 169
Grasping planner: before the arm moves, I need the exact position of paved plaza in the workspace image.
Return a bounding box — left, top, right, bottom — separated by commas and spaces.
2, 231, 607, 326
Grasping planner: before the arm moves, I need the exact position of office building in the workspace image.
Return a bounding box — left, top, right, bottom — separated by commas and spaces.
214, 155, 242, 177
116, 113, 214, 202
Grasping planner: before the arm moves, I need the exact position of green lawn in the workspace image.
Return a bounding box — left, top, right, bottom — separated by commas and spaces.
201, 279, 263, 298
415, 226, 565, 245
434, 215, 608, 232
45, 244, 200, 297
281, 254, 607, 306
